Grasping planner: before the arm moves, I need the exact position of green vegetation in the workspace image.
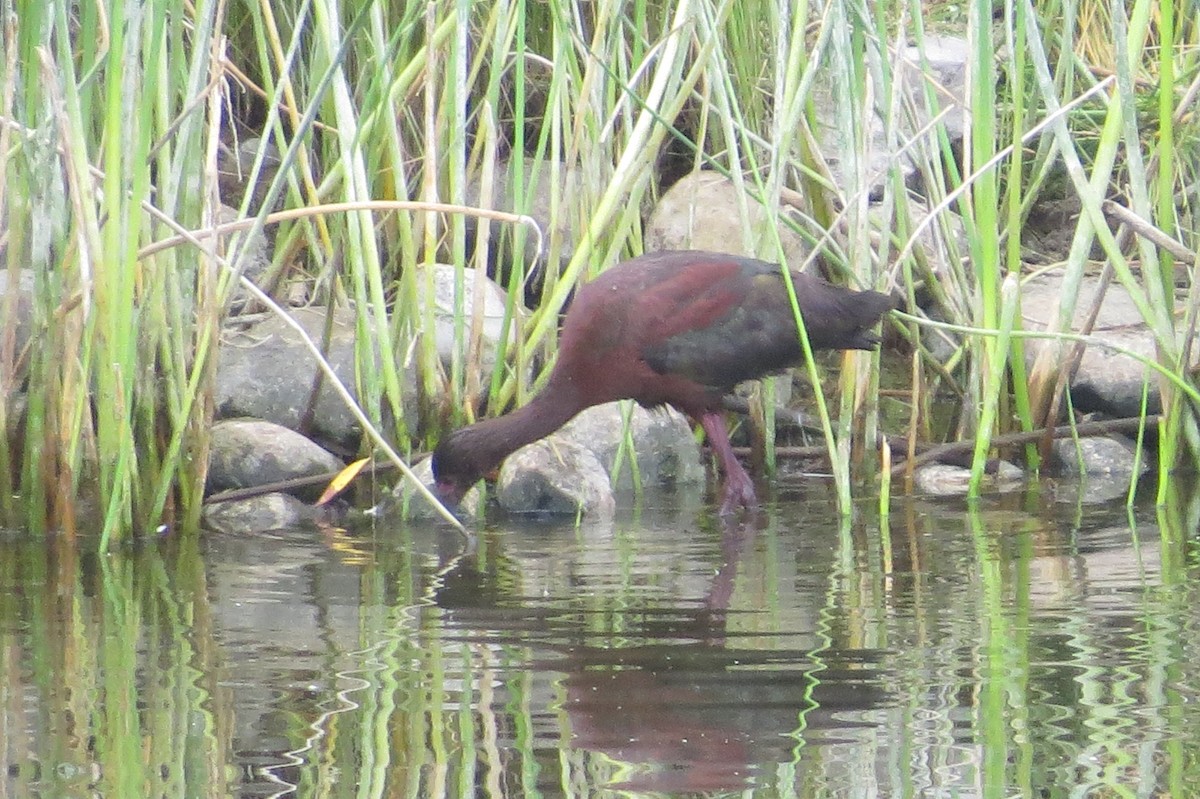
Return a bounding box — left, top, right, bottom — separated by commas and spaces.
1, 0, 1198, 544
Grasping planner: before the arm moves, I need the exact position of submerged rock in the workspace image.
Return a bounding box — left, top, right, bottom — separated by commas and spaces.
1046, 433, 1153, 504
203, 492, 322, 535
1051, 435, 1148, 478
496, 435, 615, 518
913, 459, 1023, 496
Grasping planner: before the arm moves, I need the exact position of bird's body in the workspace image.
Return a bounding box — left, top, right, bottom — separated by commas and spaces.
432, 250, 896, 514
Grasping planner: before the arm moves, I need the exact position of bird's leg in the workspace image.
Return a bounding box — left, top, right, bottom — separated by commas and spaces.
699, 412, 757, 515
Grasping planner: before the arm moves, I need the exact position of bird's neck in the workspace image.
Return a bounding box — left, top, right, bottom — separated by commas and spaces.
467, 386, 588, 472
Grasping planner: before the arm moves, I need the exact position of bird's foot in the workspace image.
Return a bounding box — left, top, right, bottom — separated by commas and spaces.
698, 411, 760, 517
718, 470, 758, 516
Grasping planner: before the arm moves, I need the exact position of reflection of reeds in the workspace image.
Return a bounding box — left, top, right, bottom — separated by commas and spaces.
0, 536, 236, 797
3, 487, 1200, 795
2, 0, 1197, 540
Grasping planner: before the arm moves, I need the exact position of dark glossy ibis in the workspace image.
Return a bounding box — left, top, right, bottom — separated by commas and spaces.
432, 250, 895, 515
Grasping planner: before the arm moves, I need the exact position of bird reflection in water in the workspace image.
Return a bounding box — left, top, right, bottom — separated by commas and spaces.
432, 521, 890, 792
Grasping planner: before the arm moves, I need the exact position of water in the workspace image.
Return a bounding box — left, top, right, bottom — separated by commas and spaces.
2, 478, 1199, 798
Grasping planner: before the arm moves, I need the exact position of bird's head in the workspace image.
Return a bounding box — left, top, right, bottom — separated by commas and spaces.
430, 430, 489, 507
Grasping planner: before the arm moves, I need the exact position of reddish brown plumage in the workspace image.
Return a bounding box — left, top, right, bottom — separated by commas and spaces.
432, 250, 896, 514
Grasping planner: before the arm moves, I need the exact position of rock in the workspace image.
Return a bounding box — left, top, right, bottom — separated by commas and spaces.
215, 306, 413, 448
203, 492, 321, 535
207, 418, 343, 499
644, 172, 813, 267
1051, 435, 1148, 478
1046, 431, 1150, 506
913, 460, 1023, 496
1021, 271, 1198, 417
900, 35, 969, 144
0, 269, 36, 356
496, 435, 615, 517
559, 402, 705, 491
418, 263, 524, 377
812, 35, 968, 198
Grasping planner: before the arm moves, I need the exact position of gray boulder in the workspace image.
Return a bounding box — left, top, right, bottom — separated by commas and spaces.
215, 306, 413, 448
418, 263, 525, 377
496, 435, 615, 518
644, 172, 813, 267
1051, 435, 1148, 478
560, 402, 704, 490
1047, 434, 1150, 505
900, 35, 969, 144
812, 35, 968, 197
206, 418, 342, 498
1021, 271, 1196, 417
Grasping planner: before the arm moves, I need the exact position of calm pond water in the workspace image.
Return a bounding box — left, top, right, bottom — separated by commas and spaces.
3, 476, 1200, 798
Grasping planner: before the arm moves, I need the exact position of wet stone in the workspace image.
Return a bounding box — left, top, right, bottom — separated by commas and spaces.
1051, 435, 1149, 478
202, 492, 321, 535
913, 459, 1023, 496
497, 435, 615, 518
419, 263, 524, 378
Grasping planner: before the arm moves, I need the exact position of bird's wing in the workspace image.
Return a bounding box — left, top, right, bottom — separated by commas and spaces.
633, 261, 749, 340
641, 271, 801, 391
